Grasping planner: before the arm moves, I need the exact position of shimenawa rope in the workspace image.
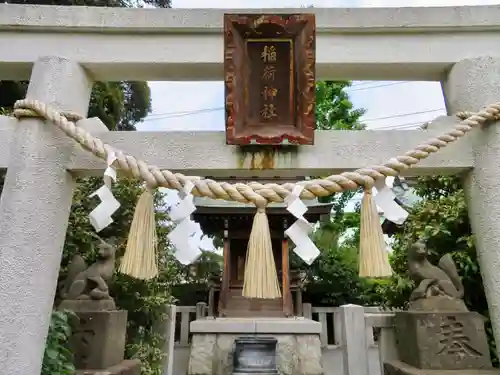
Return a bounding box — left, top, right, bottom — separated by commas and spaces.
13, 99, 500, 204
11, 99, 500, 290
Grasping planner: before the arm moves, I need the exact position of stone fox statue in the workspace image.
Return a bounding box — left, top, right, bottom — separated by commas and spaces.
408, 240, 464, 301
60, 235, 117, 300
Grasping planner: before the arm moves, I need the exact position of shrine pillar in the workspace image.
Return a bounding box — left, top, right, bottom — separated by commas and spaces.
219, 219, 230, 315
282, 219, 291, 316
442, 56, 500, 357
0, 57, 92, 375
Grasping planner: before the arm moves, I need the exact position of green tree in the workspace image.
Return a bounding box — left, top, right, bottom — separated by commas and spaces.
0, 0, 172, 130
299, 81, 374, 306
171, 250, 224, 306
61, 177, 180, 375
7, 0, 170, 6
301, 216, 372, 306
376, 175, 496, 364
315, 81, 365, 130
0, 78, 151, 132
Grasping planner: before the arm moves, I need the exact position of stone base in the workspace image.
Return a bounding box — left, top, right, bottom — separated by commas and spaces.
76, 359, 141, 375
394, 311, 491, 370
59, 298, 116, 312
384, 361, 500, 375
188, 318, 323, 375
69, 310, 128, 370
408, 297, 468, 312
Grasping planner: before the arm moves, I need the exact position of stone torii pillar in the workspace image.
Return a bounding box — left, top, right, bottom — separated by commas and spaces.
442, 56, 500, 357
0, 57, 92, 375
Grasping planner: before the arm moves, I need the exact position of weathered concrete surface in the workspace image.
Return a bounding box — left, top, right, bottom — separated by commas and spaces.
189, 334, 323, 375
0, 57, 92, 375
0, 117, 475, 178
384, 361, 500, 375
2, 5, 500, 80
0, 115, 15, 171
69, 310, 128, 370
190, 317, 322, 334
76, 359, 141, 375
188, 318, 323, 375
442, 56, 500, 360
394, 311, 491, 370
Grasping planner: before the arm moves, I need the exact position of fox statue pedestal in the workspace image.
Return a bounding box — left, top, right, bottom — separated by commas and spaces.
61, 301, 140, 374
58, 237, 141, 375
390, 310, 491, 372
384, 240, 496, 375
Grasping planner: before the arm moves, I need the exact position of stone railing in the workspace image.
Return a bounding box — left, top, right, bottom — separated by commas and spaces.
304, 304, 397, 375
164, 303, 207, 348
303, 304, 386, 347
162, 303, 397, 375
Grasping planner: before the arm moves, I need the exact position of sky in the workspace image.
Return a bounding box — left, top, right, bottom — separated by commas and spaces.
136, 0, 500, 133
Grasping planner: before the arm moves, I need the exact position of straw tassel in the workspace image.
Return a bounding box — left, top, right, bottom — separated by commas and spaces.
359, 188, 392, 278
119, 188, 158, 280
242, 207, 282, 299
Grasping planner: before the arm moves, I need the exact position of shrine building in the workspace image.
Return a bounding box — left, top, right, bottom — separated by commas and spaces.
191, 178, 333, 318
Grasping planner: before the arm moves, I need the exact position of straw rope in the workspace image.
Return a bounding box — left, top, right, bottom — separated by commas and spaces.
13, 100, 500, 205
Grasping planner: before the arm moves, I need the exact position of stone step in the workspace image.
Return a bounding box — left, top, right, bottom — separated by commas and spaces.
222, 309, 286, 318
225, 299, 284, 319
226, 297, 283, 310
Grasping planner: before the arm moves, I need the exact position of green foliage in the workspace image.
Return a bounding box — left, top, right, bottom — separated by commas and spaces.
0, 107, 11, 115
377, 176, 479, 309
89, 81, 152, 131
182, 251, 223, 283
0, 81, 152, 132
315, 81, 366, 131
314, 80, 365, 207
61, 177, 179, 375
170, 250, 223, 306
301, 223, 370, 306
299, 81, 376, 306
7, 0, 170, 6
42, 310, 77, 375
377, 175, 497, 365
0, 0, 164, 132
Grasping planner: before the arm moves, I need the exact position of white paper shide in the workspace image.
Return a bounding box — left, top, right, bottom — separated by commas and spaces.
88, 151, 120, 232
373, 178, 408, 225
284, 185, 320, 266
167, 181, 205, 265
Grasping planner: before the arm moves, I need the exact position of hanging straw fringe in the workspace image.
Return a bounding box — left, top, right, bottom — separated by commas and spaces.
359, 189, 392, 278
242, 207, 282, 299
119, 188, 158, 280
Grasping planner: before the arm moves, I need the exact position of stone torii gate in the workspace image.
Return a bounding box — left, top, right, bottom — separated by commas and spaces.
1, 4, 500, 375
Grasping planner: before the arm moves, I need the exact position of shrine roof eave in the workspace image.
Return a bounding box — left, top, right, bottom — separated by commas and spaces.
192, 197, 334, 216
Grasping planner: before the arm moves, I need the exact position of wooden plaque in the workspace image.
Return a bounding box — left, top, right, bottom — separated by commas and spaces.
224, 14, 316, 146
